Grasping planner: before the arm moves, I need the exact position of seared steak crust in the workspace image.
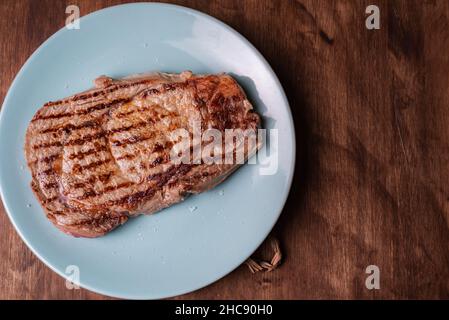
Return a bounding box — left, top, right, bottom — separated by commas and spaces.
25, 72, 260, 237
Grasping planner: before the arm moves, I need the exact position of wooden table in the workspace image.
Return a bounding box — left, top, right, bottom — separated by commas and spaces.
1, 0, 448, 299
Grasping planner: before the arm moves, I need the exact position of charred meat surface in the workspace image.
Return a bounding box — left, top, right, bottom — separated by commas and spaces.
25, 71, 261, 237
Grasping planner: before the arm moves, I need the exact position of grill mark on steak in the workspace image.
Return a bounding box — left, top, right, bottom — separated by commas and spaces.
32, 99, 128, 122
112, 104, 167, 119
39, 118, 151, 145
114, 110, 137, 118
106, 188, 156, 207
68, 173, 112, 189
33, 141, 63, 149
72, 182, 86, 189
153, 142, 165, 152
150, 156, 166, 167
72, 158, 113, 174
42, 80, 155, 108
43, 123, 157, 153
102, 164, 192, 208
139, 162, 147, 170
39, 168, 54, 176
68, 145, 109, 160
128, 166, 136, 173
98, 173, 112, 183
40, 78, 181, 111
163, 82, 187, 91
107, 121, 151, 135
115, 153, 136, 161
41, 154, 60, 163
110, 134, 155, 147
114, 143, 169, 162
141, 88, 160, 98
72, 165, 192, 207
64, 132, 107, 146
166, 164, 196, 187
43, 196, 59, 204
72, 80, 151, 101
147, 164, 192, 184
39, 120, 99, 134
75, 182, 134, 200
43, 182, 58, 189
79, 190, 97, 199
64, 214, 127, 228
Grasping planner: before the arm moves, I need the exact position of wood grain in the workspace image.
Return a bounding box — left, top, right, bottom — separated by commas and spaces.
1, 0, 449, 299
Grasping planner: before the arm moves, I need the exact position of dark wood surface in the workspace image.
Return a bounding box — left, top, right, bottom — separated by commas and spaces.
1, 0, 449, 299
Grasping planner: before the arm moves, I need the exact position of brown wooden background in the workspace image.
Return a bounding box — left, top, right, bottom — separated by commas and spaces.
1, 0, 449, 299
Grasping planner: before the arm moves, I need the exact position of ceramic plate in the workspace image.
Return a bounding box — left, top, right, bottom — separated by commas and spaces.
0, 3, 295, 299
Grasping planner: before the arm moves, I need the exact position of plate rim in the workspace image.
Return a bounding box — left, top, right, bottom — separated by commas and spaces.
0, 2, 296, 299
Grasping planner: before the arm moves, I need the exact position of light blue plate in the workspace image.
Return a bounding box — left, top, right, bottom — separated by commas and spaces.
0, 3, 295, 299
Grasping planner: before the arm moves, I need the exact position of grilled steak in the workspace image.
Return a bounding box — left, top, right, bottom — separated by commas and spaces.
24, 71, 261, 237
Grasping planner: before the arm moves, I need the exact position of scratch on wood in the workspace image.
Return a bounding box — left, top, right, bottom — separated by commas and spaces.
293, 0, 334, 45
394, 109, 411, 169
319, 30, 334, 45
